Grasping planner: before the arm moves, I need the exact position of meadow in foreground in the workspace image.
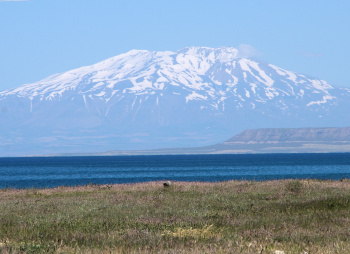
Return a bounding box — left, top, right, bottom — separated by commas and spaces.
0, 179, 350, 253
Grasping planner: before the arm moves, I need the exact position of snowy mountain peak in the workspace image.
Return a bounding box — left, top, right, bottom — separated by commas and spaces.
0, 47, 346, 107
1, 46, 350, 156
0, 46, 346, 109
178, 46, 239, 63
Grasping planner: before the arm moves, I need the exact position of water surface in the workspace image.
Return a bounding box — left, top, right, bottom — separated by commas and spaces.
0, 153, 350, 188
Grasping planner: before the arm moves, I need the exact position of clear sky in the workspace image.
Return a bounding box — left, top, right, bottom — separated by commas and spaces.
1, 0, 349, 91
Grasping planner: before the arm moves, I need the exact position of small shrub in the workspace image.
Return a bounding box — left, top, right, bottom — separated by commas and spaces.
99, 184, 112, 190
285, 180, 303, 194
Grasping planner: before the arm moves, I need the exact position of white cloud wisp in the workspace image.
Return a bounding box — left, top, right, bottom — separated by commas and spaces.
237, 44, 262, 58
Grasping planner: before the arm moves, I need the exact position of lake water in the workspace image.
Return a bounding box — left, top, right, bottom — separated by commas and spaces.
1, 153, 350, 189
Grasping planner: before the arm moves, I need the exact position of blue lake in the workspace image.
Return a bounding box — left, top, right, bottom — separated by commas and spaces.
0, 153, 350, 189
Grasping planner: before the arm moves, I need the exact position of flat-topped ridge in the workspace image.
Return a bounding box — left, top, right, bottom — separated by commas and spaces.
226, 127, 350, 143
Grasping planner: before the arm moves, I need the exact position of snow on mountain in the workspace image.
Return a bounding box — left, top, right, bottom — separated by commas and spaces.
1, 46, 350, 156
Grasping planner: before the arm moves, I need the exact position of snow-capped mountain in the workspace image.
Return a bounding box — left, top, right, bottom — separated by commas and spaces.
1, 46, 350, 156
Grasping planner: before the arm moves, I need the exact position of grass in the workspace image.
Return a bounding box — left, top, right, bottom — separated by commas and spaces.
0, 179, 350, 253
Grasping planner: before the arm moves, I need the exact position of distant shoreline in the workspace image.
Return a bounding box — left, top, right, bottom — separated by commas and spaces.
4, 150, 350, 158
2, 178, 349, 190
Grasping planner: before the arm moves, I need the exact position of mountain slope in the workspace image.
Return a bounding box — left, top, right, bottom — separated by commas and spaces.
1, 47, 350, 156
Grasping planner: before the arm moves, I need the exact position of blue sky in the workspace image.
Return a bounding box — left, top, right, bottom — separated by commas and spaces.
1, 0, 349, 90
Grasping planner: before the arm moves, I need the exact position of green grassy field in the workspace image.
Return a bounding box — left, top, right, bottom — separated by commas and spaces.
1, 179, 350, 253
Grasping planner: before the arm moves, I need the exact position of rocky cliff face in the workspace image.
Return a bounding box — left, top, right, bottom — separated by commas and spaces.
1, 47, 350, 156
226, 127, 350, 143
